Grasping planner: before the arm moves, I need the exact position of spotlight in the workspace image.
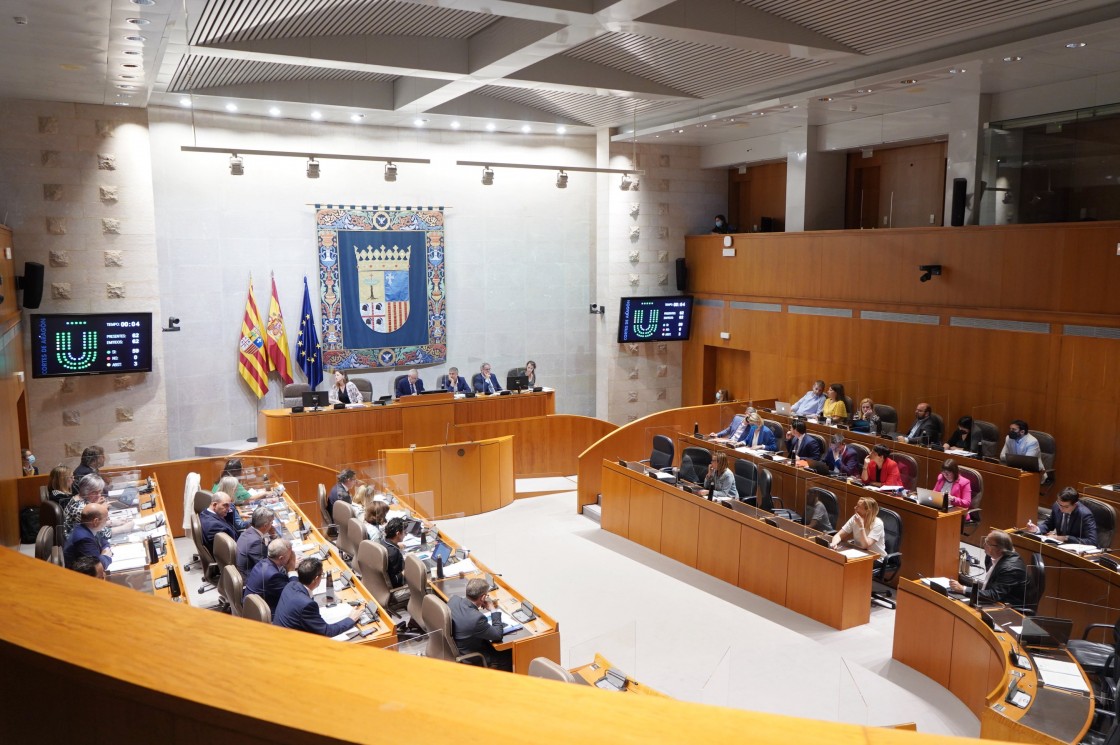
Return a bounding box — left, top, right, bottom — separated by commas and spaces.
918, 264, 942, 282
556, 170, 568, 189
229, 154, 244, 176
481, 166, 494, 185
620, 173, 633, 190
384, 161, 398, 182
306, 158, 320, 178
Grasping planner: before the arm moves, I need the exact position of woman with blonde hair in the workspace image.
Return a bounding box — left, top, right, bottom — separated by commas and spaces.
831, 495, 886, 557
48, 465, 73, 507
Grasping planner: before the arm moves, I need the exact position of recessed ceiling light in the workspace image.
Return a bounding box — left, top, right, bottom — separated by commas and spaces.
130, 0, 156, 5
450, 120, 460, 129
520, 124, 531, 133
268, 107, 281, 116
677, 129, 685, 134
123, 49, 141, 56
818, 96, 833, 102
857, 88, 872, 93
1065, 42, 1086, 49
59, 63, 83, 71
225, 103, 237, 112
125, 17, 150, 26
1003, 56, 1022, 63
122, 63, 140, 69
349, 113, 364, 122
949, 67, 966, 74
900, 78, 917, 84
117, 84, 136, 90
485, 122, 496, 131
125, 35, 146, 42
556, 125, 566, 134
310, 111, 322, 120
119, 74, 137, 79
413, 118, 427, 127
179, 97, 191, 107
114, 102, 130, 106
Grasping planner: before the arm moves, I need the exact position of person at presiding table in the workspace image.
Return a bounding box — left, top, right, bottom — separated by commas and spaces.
699, 452, 737, 500
897, 402, 941, 445
443, 366, 472, 393
1026, 487, 1098, 546
236, 507, 276, 578
48, 464, 73, 509
1000, 419, 1045, 473
785, 420, 823, 462
327, 468, 358, 513
327, 369, 363, 405
273, 557, 364, 637
822, 383, 848, 422
71, 445, 106, 495
63, 503, 113, 571
214, 458, 253, 503
948, 530, 1027, 604
933, 459, 972, 509
709, 405, 751, 442
395, 368, 425, 397
199, 491, 246, 554
824, 433, 862, 477
63, 475, 111, 541
450, 578, 514, 671
524, 360, 537, 387
475, 362, 503, 395
244, 538, 297, 612
861, 444, 904, 487
381, 517, 408, 589
790, 380, 826, 416
831, 496, 886, 558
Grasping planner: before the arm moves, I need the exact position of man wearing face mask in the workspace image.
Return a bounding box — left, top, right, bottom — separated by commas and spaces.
1000, 419, 1044, 472
712, 214, 732, 234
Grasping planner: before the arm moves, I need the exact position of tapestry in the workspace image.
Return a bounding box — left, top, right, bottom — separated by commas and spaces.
315, 206, 446, 369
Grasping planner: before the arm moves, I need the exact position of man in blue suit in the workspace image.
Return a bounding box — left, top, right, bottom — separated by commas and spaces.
273, 557, 363, 637
1028, 487, 1098, 546
785, 420, 823, 462
443, 367, 471, 393
64, 503, 113, 571
395, 368, 425, 397
236, 506, 276, 578
709, 407, 749, 442
244, 538, 297, 612
199, 491, 245, 554
824, 433, 862, 476
474, 362, 503, 394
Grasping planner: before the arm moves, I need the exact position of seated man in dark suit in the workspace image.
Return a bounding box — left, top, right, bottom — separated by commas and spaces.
474, 362, 503, 394
63, 503, 113, 571
449, 577, 513, 671
273, 557, 363, 637
199, 491, 245, 554
70, 554, 107, 580
380, 517, 407, 588
327, 469, 357, 513
949, 530, 1027, 604
395, 368, 425, 397
824, 433, 862, 477
897, 402, 942, 446
708, 406, 748, 442
70, 445, 105, 495
784, 420, 823, 462
1027, 487, 1098, 546
443, 366, 472, 393
236, 506, 276, 578
244, 538, 297, 612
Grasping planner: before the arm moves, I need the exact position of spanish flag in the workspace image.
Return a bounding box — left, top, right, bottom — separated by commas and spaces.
238, 275, 269, 398
265, 275, 294, 384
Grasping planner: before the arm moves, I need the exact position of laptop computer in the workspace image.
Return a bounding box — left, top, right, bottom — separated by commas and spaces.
915, 487, 948, 509
1019, 616, 1073, 647
422, 540, 452, 570
775, 401, 792, 415
1004, 453, 1041, 472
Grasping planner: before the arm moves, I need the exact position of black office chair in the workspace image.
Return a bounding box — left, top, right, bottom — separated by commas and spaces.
842, 396, 854, 424
929, 413, 944, 444
756, 468, 775, 512
762, 419, 784, 445
888, 452, 918, 491
959, 466, 984, 537
873, 404, 898, 435
1034, 430, 1056, 487
1069, 619, 1120, 678
678, 447, 712, 484
805, 487, 839, 533
283, 382, 309, 408
1082, 497, 1116, 551
639, 435, 674, 472
872, 507, 903, 609
848, 442, 870, 467
436, 374, 450, 391
971, 420, 1000, 459
1013, 552, 1045, 617
392, 374, 409, 398
734, 458, 757, 504
802, 432, 827, 458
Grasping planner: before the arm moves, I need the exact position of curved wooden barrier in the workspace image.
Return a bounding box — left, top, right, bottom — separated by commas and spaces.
1, 548, 985, 744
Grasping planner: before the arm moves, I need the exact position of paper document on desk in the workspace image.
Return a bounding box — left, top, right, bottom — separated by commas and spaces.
441, 558, 478, 576
1034, 657, 1090, 693
386, 510, 410, 521
109, 507, 139, 520
921, 577, 952, 590
401, 534, 421, 549
840, 548, 868, 559
1061, 543, 1102, 556
111, 542, 148, 571
944, 448, 976, 457
319, 602, 353, 626
292, 540, 319, 555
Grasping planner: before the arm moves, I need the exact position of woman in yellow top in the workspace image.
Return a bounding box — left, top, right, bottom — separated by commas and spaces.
822, 382, 848, 422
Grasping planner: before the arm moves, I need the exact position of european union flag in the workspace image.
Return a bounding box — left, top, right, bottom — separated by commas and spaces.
296, 276, 323, 389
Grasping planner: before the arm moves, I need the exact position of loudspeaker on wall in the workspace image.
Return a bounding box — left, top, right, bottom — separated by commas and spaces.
675, 257, 688, 292
950, 178, 967, 227
21, 261, 44, 309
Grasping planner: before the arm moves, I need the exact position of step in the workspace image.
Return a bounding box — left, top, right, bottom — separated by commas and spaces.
582, 503, 601, 524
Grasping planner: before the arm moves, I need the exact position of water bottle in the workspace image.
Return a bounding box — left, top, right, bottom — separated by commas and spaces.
166, 565, 182, 600
693, 422, 700, 437
435, 554, 445, 579
324, 570, 336, 604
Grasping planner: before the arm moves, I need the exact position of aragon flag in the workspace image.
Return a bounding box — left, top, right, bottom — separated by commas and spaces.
237, 275, 269, 398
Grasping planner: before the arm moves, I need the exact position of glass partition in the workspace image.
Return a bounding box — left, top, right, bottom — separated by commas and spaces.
566, 621, 637, 677
385, 630, 439, 657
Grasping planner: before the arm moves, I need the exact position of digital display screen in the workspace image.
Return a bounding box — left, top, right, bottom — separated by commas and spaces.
30, 313, 153, 378
617, 296, 693, 343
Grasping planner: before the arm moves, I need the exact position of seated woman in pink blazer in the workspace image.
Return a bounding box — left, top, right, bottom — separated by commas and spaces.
933, 459, 972, 509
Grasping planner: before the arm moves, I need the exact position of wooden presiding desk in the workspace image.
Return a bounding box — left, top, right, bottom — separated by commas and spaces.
677, 433, 963, 580
382, 436, 514, 518
893, 579, 1093, 745
257, 389, 555, 446
570, 654, 669, 696
600, 459, 876, 630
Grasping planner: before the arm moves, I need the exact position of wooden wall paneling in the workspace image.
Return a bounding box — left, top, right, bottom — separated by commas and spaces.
453, 415, 615, 478
696, 508, 741, 584
785, 550, 843, 628
660, 492, 700, 568
893, 590, 954, 687
1059, 225, 1120, 315
626, 479, 664, 552
600, 463, 632, 537
439, 446, 477, 517
737, 524, 788, 603
403, 401, 453, 448
949, 616, 1001, 718
713, 347, 751, 404
479, 441, 502, 513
